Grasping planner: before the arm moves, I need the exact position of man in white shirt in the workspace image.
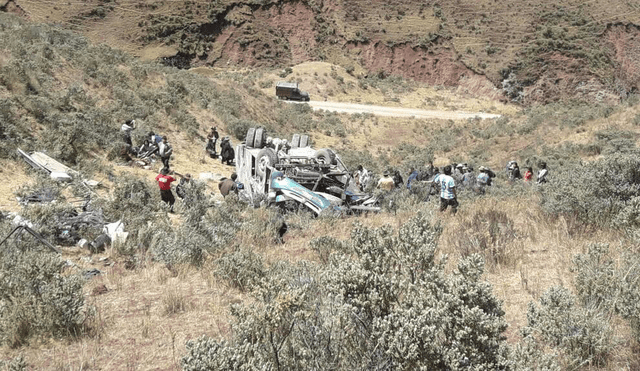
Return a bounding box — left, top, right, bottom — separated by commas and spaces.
120, 119, 135, 146
537, 162, 548, 184
433, 165, 458, 214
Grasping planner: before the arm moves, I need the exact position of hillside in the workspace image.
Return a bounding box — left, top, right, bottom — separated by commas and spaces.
2, 11, 640, 371
6, 0, 640, 104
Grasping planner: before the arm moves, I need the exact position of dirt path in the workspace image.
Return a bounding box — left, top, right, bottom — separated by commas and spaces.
297, 101, 502, 120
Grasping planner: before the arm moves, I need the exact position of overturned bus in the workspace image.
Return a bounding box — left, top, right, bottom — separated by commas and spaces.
235, 127, 379, 215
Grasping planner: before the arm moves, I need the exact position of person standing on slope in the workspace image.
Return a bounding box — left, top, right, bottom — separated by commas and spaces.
158, 136, 173, 169
433, 165, 458, 214
537, 162, 548, 184
377, 170, 395, 192
156, 168, 177, 212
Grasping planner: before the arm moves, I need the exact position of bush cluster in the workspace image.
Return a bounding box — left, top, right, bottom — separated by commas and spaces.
182, 213, 511, 369
0, 246, 91, 347
572, 244, 640, 343
0, 14, 274, 162
0, 355, 27, 371
524, 286, 613, 367
540, 153, 640, 228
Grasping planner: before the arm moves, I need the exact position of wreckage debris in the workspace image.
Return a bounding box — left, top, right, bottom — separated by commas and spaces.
0, 225, 60, 253
17, 148, 78, 182
17, 188, 58, 205
89, 234, 110, 254
83, 268, 102, 280
235, 127, 381, 215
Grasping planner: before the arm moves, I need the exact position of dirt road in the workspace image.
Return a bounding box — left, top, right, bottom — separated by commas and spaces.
296, 101, 501, 120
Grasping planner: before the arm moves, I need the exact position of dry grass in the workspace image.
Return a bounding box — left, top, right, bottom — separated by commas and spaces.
0, 256, 238, 370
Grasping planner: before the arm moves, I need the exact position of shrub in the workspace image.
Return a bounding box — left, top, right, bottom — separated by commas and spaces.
162, 286, 188, 315
540, 153, 640, 228
279, 67, 293, 78
506, 335, 560, 371
572, 243, 640, 343
0, 248, 91, 347
226, 118, 257, 141
0, 355, 27, 371
99, 173, 162, 234
152, 226, 206, 267
182, 213, 510, 370
337, 149, 380, 174
525, 286, 613, 367
309, 235, 344, 264
215, 247, 265, 292
593, 128, 637, 154
391, 142, 434, 169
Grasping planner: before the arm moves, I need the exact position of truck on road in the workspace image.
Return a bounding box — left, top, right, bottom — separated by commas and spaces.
275, 82, 310, 101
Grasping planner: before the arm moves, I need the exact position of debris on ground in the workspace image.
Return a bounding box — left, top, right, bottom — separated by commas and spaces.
89, 234, 110, 254
0, 225, 60, 253
56, 210, 105, 245
17, 148, 79, 181
77, 238, 90, 249
16, 187, 58, 205
104, 220, 127, 246
99, 256, 114, 267
11, 214, 34, 228
83, 268, 102, 280
92, 284, 109, 296
199, 172, 223, 181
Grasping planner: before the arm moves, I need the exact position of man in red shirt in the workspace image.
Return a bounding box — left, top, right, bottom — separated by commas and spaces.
155, 168, 177, 212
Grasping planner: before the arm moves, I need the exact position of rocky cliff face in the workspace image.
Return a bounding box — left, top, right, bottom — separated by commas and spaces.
7, 0, 640, 104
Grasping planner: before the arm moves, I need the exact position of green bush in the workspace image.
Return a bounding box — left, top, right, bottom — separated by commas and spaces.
593, 128, 637, 155
540, 153, 640, 228
0, 248, 91, 347
572, 243, 640, 343
227, 119, 258, 141
505, 335, 560, 371
182, 213, 510, 370
0, 355, 27, 371
215, 247, 265, 292
391, 142, 434, 169
0, 13, 276, 163
525, 286, 613, 367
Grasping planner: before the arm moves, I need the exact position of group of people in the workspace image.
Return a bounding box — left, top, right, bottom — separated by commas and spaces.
154, 169, 242, 212
505, 161, 548, 184
117, 121, 240, 212
202, 127, 236, 166
120, 121, 237, 169
361, 160, 550, 214
120, 119, 174, 168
